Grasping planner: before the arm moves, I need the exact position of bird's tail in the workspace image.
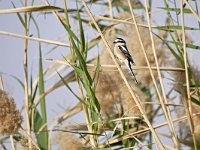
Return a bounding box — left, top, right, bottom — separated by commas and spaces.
130, 67, 138, 84
126, 61, 138, 84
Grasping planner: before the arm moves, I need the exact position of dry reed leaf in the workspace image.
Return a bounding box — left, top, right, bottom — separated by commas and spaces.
0, 31, 70, 47
0, 5, 61, 14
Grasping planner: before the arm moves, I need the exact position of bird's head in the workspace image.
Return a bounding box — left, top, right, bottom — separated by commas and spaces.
113, 38, 126, 46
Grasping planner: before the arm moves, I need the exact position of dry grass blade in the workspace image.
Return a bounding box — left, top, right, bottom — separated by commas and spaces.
127, 0, 171, 148
20, 127, 41, 150
45, 59, 185, 71
0, 5, 61, 14
143, 101, 183, 107
93, 14, 151, 28
183, 0, 200, 23
82, 0, 164, 149
54, 103, 82, 124
108, 0, 113, 18
132, 136, 151, 150
10, 135, 15, 150
180, 0, 197, 149
0, 75, 4, 90
90, 8, 163, 27
34, 70, 75, 106
181, 1, 193, 114
0, 31, 70, 47
99, 115, 188, 148
30, 56, 72, 97
144, 0, 179, 148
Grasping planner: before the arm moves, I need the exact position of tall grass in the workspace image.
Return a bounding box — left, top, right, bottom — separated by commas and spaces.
0, 0, 200, 149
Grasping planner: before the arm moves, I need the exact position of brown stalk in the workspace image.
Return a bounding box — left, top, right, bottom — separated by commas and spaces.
180, 0, 197, 148
23, 0, 32, 149
144, 0, 179, 148
127, 0, 174, 148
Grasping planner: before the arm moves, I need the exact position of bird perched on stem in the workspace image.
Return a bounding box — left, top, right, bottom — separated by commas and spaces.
113, 38, 138, 83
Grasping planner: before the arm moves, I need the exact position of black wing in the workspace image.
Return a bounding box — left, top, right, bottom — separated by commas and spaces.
118, 45, 135, 65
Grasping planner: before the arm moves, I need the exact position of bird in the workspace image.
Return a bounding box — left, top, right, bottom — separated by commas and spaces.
113, 38, 138, 83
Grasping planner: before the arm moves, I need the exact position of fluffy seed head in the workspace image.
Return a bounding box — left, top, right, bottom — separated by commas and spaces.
55, 132, 86, 150
90, 28, 153, 121
0, 89, 22, 135
172, 61, 200, 147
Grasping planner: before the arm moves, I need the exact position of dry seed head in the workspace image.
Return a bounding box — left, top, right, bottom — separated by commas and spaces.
90, 24, 153, 120
172, 61, 200, 145
90, 29, 123, 116
121, 84, 152, 119
94, 72, 124, 116
55, 132, 86, 150
172, 61, 186, 93
0, 89, 22, 135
